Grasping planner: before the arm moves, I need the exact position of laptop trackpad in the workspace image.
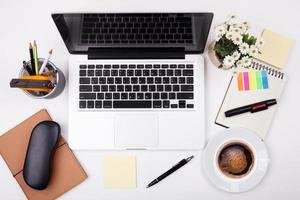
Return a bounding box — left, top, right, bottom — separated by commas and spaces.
114, 114, 159, 148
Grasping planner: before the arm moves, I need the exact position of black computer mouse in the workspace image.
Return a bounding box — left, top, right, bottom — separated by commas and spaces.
23, 120, 60, 190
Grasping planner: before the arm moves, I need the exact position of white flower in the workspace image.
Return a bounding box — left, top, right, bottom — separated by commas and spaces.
242, 21, 250, 29
226, 32, 234, 40
255, 38, 264, 48
236, 60, 243, 68
231, 27, 242, 35
248, 45, 259, 56
215, 25, 226, 35
237, 23, 248, 34
239, 43, 249, 55
241, 56, 252, 67
232, 51, 241, 60
232, 34, 243, 45
225, 14, 237, 25
216, 33, 223, 41
223, 55, 235, 68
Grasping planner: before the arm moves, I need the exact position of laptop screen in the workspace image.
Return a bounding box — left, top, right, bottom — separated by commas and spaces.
52, 13, 213, 55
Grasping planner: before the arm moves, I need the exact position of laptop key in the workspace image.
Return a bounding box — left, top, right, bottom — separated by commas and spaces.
80, 70, 86, 76
97, 93, 104, 99
80, 85, 92, 92
113, 101, 152, 108
99, 77, 106, 84
169, 93, 176, 99
101, 85, 108, 92
121, 93, 128, 99
129, 93, 136, 99
153, 100, 162, 108
103, 101, 112, 108
87, 101, 94, 108
93, 85, 100, 92
153, 93, 160, 99
137, 93, 144, 99
186, 77, 194, 84
79, 101, 87, 108
105, 93, 112, 99
113, 93, 120, 99
181, 85, 193, 91
95, 101, 102, 108
80, 93, 96, 99
145, 93, 152, 99
187, 104, 194, 108
177, 93, 193, 99
171, 104, 178, 108
80, 78, 90, 84
179, 100, 186, 108
88, 70, 94, 76
163, 100, 170, 108
117, 85, 124, 92
183, 69, 193, 76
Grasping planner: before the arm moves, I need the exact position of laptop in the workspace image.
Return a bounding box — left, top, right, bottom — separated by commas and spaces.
52, 13, 213, 150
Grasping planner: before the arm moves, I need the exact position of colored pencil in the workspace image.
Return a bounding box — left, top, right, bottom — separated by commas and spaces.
33, 40, 39, 75
29, 43, 35, 75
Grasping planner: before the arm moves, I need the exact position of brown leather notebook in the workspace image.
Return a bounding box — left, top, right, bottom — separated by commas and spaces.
0, 109, 87, 200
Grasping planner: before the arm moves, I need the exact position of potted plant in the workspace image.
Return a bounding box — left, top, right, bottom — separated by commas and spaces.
208, 15, 264, 69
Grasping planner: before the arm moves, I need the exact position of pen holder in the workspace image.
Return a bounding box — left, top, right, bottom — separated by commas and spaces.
19, 58, 65, 99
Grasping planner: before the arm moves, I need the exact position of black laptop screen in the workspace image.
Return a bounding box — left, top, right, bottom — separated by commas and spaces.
51, 13, 213, 54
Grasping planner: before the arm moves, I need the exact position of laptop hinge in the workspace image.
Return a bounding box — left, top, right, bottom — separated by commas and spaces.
88, 47, 185, 59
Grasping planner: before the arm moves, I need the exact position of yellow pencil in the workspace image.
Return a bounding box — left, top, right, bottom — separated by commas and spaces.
33, 40, 39, 75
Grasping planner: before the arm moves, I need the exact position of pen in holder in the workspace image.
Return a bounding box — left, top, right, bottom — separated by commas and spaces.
19, 58, 65, 99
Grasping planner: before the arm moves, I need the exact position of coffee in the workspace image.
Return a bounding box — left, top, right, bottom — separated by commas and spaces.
217, 142, 254, 178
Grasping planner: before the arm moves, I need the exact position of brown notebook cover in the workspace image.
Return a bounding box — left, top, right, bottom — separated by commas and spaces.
0, 109, 87, 200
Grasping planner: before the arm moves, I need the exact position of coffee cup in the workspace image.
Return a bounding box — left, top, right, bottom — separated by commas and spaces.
215, 140, 256, 179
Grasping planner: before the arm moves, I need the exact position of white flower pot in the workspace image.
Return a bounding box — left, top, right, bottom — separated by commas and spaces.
208, 42, 232, 70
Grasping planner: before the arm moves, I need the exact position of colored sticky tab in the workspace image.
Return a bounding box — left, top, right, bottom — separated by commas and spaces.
237, 72, 244, 91
261, 70, 269, 89
243, 72, 249, 90
249, 71, 256, 90
255, 71, 263, 89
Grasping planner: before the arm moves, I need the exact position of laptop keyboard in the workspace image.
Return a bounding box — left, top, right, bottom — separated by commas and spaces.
78, 63, 195, 109
80, 13, 193, 44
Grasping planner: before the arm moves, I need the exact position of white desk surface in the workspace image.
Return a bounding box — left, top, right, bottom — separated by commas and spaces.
0, 0, 299, 199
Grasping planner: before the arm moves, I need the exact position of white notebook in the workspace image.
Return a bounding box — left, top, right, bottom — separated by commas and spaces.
215, 60, 287, 139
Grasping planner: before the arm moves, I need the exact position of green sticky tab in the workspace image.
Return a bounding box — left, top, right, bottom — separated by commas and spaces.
256, 71, 262, 89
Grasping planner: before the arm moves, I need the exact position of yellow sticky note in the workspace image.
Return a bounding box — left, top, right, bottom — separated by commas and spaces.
103, 156, 136, 188
255, 29, 294, 69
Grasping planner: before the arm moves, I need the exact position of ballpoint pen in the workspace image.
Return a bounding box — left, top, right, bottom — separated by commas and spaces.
146, 155, 194, 188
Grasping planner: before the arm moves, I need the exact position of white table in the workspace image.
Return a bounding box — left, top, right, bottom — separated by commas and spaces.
1, 0, 299, 199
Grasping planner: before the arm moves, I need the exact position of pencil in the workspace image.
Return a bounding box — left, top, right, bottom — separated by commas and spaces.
39, 49, 53, 75
29, 43, 35, 75
33, 40, 39, 75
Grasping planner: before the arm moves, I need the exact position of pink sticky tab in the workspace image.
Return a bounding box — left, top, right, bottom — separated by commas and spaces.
243, 72, 249, 90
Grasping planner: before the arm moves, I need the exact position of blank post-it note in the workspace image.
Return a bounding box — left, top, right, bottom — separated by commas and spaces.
255, 29, 294, 69
103, 156, 136, 189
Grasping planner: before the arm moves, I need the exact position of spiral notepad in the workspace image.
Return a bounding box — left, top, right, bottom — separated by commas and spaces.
215, 60, 286, 139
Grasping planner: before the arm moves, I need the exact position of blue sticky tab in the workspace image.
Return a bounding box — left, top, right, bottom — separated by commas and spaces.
261, 70, 269, 89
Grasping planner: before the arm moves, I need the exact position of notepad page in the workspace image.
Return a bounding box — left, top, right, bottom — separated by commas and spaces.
215, 71, 286, 139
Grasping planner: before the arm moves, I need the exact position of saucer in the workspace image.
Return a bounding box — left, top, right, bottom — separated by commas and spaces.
202, 128, 270, 193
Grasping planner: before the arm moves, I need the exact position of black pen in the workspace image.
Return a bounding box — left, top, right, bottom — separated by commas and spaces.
225, 99, 277, 117
146, 155, 194, 188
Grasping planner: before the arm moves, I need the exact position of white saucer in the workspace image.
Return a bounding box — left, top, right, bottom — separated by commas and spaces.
202, 128, 270, 193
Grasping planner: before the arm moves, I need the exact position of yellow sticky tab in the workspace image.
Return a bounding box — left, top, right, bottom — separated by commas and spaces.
249, 71, 256, 90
